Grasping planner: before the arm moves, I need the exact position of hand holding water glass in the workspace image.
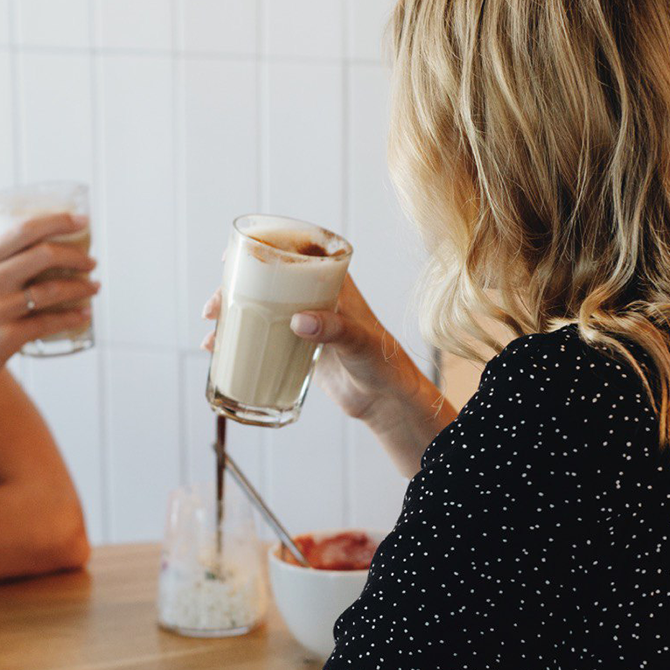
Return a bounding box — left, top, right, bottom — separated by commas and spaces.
0, 182, 99, 363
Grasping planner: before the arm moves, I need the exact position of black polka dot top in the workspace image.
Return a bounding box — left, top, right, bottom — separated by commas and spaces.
324, 325, 670, 669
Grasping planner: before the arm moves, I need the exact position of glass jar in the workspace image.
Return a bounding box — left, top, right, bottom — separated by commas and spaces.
157, 478, 267, 637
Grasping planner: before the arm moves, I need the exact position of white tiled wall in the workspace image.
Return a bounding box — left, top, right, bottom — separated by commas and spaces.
18, 52, 93, 181
265, 0, 343, 59
178, 57, 258, 349
1, 0, 430, 546
178, 0, 257, 55
0, 51, 13, 186
16, 0, 90, 49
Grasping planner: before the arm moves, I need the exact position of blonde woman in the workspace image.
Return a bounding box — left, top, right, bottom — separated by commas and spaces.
206, 0, 670, 666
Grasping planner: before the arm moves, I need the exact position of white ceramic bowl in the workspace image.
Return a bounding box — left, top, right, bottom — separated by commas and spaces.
268, 529, 386, 660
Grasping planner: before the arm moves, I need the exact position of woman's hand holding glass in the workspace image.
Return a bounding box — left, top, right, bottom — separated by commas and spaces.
0, 213, 99, 367
202, 274, 455, 478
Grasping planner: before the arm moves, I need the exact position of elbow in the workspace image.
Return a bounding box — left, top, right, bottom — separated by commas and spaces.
36, 500, 91, 574
55, 514, 91, 571
0, 486, 91, 580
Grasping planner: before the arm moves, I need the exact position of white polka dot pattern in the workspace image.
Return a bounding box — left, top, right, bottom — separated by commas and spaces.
324, 326, 670, 669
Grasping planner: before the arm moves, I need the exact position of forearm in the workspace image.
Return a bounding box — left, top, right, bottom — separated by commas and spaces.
0, 368, 90, 579
364, 363, 457, 479
270, 274, 458, 478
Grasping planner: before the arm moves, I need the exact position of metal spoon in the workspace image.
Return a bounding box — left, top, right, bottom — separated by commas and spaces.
223, 452, 311, 568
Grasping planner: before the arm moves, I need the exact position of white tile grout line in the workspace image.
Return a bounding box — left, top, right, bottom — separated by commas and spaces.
341, 0, 353, 528
257, 0, 272, 502
91, 0, 101, 49
87, 339, 192, 354
88, 0, 111, 543
171, 0, 190, 487
6, 1, 26, 387
90, 0, 116, 543
255, 0, 264, 214
6, 0, 27, 384
7, 0, 22, 186
177, 351, 189, 486
0, 43, 385, 67
172, 3, 188, 351
264, 25, 277, 505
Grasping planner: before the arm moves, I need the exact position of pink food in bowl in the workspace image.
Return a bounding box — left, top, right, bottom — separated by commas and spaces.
280, 531, 379, 571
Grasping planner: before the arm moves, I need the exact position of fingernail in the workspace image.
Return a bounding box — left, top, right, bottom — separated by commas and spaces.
80, 307, 92, 317
202, 297, 216, 320
72, 215, 89, 229
91, 281, 101, 292
290, 313, 319, 336
87, 257, 97, 268
200, 332, 215, 351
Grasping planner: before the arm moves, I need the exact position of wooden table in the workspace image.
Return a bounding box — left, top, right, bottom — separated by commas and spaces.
0, 544, 323, 670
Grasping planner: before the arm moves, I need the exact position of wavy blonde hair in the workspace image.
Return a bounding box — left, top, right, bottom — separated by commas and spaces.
388, 0, 670, 444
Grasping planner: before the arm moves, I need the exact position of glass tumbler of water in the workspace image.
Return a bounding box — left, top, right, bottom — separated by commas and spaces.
0, 182, 93, 357
206, 214, 353, 428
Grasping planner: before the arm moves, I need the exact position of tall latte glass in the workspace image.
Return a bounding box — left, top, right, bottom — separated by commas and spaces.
0, 182, 93, 357
206, 215, 353, 427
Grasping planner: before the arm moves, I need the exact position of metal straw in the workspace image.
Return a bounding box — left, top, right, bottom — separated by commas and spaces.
224, 452, 311, 568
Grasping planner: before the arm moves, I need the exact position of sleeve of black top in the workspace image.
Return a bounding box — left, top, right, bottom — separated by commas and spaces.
324, 336, 602, 670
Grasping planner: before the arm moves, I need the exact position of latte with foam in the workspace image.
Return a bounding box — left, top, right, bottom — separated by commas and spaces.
206, 215, 352, 427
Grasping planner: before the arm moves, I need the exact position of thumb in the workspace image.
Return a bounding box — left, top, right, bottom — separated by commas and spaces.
290, 311, 368, 354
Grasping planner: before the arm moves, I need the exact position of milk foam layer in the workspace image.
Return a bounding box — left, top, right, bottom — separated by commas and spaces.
0, 191, 79, 226
223, 225, 349, 305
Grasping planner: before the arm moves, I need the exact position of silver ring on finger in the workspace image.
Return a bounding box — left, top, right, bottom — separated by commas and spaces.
24, 287, 37, 313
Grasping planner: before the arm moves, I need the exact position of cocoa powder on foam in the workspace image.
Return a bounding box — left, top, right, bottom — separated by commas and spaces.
248, 233, 345, 263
